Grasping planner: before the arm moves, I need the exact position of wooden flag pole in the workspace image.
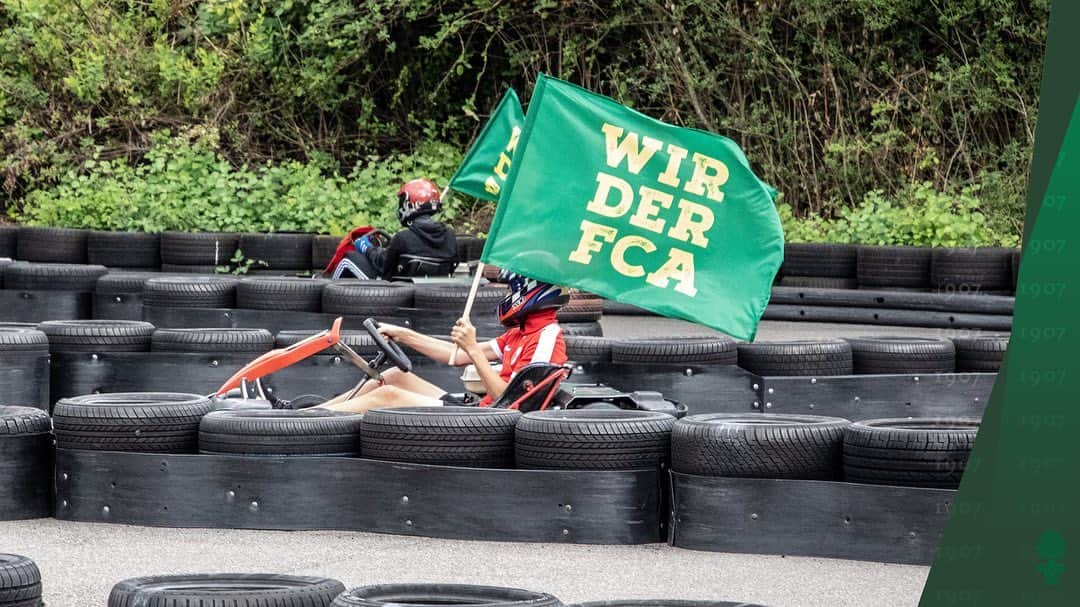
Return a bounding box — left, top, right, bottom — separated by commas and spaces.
448, 261, 485, 365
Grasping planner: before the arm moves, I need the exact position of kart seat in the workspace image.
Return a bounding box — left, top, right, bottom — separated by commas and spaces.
392, 254, 457, 280
487, 363, 572, 413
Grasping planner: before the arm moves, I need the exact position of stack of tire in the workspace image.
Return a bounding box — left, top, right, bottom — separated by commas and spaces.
321, 281, 415, 318
930, 247, 1014, 295
143, 275, 240, 309
0, 554, 43, 607
609, 335, 738, 369
0, 327, 50, 409
3, 260, 108, 321
671, 412, 978, 489
237, 232, 314, 274
0, 407, 53, 520
52, 392, 212, 453
312, 234, 341, 272
557, 289, 604, 336
160, 231, 238, 273
108, 579, 567, 607
843, 336, 957, 374
779, 243, 857, 289
855, 245, 933, 291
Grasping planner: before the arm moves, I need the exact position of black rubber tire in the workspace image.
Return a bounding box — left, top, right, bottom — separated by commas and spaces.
611, 337, 737, 365
87, 230, 161, 268
0, 406, 51, 436
238, 232, 314, 271
1011, 249, 1021, 291
515, 409, 675, 470
143, 276, 239, 308
39, 320, 155, 352
671, 413, 850, 479
322, 282, 416, 315
0, 225, 18, 258
0, 258, 11, 286
778, 276, 858, 289
53, 392, 212, 453
413, 284, 507, 310
95, 271, 171, 294
952, 334, 1010, 372
560, 322, 603, 337
108, 574, 345, 607
274, 329, 380, 355
782, 243, 857, 278
844, 336, 956, 374
736, 339, 853, 376
930, 247, 1013, 292
557, 290, 603, 323
332, 584, 563, 607
160, 263, 224, 274
564, 336, 615, 363
856, 245, 932, 288
199, 409, 364, 456
236, 276, 328, 311
578, 596, 764, 600
842, 417, 979, 488
3, 261, 108, 291
15, 226, 88, 263
151, 328, 274, 353
160, 231, 239, 266
0, 553, 43, 606
312, 234, 341, 269
360, 406, 521, 468
0, 327, 50, 352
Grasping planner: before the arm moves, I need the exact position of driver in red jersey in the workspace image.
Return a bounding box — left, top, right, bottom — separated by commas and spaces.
315, 272, 568, 413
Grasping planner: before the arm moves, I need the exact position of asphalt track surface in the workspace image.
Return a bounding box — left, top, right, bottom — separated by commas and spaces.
0, 317, 966, 606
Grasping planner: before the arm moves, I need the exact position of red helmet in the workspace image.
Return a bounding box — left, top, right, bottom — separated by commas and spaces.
397, 178, 442, 225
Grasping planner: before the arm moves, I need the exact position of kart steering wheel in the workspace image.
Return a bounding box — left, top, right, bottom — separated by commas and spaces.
363, 318, 412, 373
366, 229, 392, 248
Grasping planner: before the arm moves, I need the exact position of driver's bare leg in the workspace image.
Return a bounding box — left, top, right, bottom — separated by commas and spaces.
319, 369, 446, 407
318, 385, 442, 414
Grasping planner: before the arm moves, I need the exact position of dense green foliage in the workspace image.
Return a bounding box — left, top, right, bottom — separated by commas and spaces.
1, 0, 1048, 238
778, 182, 1020, 247
17, 129, 463, 233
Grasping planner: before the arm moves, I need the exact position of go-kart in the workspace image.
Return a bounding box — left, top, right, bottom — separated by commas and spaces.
212, 318, 683, 416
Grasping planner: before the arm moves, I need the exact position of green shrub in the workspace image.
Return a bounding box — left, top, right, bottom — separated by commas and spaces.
16, 130, 468, 235
780, 183, 1019, 247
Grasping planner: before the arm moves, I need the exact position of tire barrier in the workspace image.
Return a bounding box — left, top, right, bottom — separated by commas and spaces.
87, 231, 161, 268
109, 574, 345, 607
856, 245, 933, 289
332, 584, 563, 607
0, 554, 43, 606
239, 232, 314, 272
360, 406, 520, 468
236, 277, 330, 312
671, 414, 849, 480
0, 226, 17, 259
151, 328, 274, 353
769, 285, 1014, 315
930, 247, 1014, 293
142, 304, 412, 335
515, 410, 674, 470
845, 336, 956, 374
952, 334, 1010, 371
39, 319, 155, 353
0, 328, 50, 409
54, 449, 663, 544
763, 304, 1012, 330
0, 289, 92, 322
0, 407, 53, 521
200, 409, 364, 457
144, 276, 240, 308
668, 474, 952, 565
15, 226, 88, 263
53, 392, 212, 453
160, 231, 239, 268
781, 243, 857, 280
578, 596, 764, 600
322, 282, 416, 316
735, 339, 853, 376
842, 418, 978, 489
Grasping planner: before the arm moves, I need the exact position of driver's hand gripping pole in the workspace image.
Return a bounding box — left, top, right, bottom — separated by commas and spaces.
213, 318, 344, 397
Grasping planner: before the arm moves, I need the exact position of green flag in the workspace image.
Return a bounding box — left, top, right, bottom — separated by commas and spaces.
482, 75, 783, 340
448, 89, 525, 201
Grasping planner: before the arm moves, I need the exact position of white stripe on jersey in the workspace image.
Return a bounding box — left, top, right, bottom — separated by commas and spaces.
530, 324, 562, 364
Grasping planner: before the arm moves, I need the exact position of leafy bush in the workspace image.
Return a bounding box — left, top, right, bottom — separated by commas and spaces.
780, 183, 1020, 247
0, 0, 1047, 239
16, 130, 467, 235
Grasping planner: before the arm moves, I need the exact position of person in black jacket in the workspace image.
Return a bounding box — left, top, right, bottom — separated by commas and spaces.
331, 178, 458, 280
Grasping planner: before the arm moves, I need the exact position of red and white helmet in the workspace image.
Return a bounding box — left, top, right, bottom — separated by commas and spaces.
397, 178, 442, 225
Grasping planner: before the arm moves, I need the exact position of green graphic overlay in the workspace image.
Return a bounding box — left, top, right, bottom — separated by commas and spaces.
919, 83, 1079, 607
482, 75, 783, 341
448, 89, 525, 201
